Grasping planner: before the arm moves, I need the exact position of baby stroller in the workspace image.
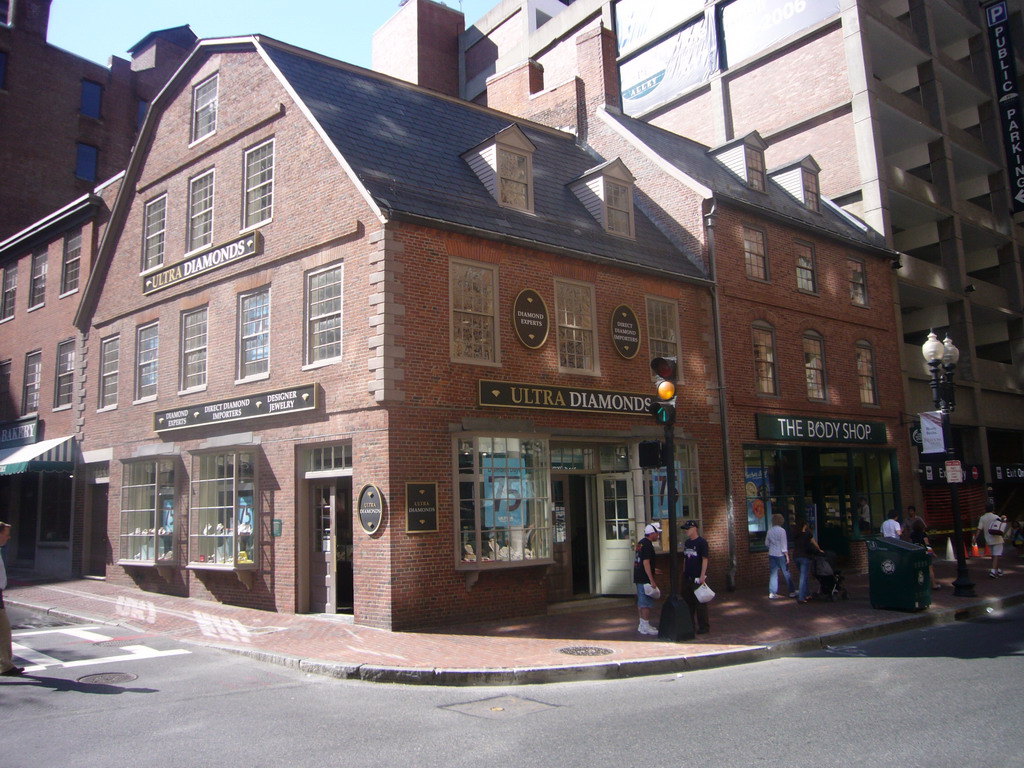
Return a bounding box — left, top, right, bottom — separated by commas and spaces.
813, 551, 849, 601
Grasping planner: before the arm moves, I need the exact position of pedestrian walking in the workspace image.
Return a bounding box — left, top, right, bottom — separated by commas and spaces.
794, 521, 824, 604
975, 505, 1007, 578
881, 509, 902, 539
900, 505, 924, 541
633, 522, 661, 636
1, 521, 25, 677
679, 520, 710, 635
765, 513, 796, 599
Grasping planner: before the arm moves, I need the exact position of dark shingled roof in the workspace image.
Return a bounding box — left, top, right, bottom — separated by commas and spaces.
261, 42, 707, 280
601, 110, 891, 254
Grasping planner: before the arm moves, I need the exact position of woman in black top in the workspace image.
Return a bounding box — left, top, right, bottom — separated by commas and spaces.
794, 522, 823, 603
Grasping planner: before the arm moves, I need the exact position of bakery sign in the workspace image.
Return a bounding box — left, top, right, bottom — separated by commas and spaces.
154, 384, 318, 431
480, 380, 651, 415
142, 232, 262, 294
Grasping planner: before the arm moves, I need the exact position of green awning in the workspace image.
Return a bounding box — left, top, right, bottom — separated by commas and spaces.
0, 435, 77, 475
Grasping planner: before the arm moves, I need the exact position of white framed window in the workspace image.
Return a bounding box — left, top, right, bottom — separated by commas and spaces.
1, 263, 16, 320
188, 171, 215, 252
143, 195, 167, 271
456, 435, 552, 568
848, 258, 868, 306
498, 147, 531, 211
646, 296, 679, 361
22, 350, 41, 415
745, 145, 766, 191
180, 307, 208, 391
856, 341, 878, 405
99, 335, 119, 409
450, 259, 497, 363
243, 139, 274, 228
54, 338, 75, 409
306, 264, 343, 365
238, 288, 270, 379
752, 323, 778, 396
61, 229, 82, 294
191, 74, 218, 143
29, 249, 46, 308
555, 280, 596, 373
795, 242, 817, 293
605, 180, 634, 237
803, 332, 826, 401
189, 451, 257, 569
135, 322, 159, 400
743, 227, 768, 281
119, 459, 176, 565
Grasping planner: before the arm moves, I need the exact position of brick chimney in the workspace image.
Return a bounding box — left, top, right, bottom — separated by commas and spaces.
575, 25, 620, 114
10, 0, 53, 39
372, 0, 464, 97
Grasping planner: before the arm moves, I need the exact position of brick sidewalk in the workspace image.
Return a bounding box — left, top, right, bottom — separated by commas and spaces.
7, 557, 1023, 684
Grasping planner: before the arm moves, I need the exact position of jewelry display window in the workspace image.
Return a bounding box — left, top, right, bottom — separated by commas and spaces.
118, 459, 177, 566
188, 451, 257, 570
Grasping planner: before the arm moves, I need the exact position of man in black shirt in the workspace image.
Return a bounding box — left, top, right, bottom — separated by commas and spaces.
633, 522, 661, 636
680, 519, 710, 635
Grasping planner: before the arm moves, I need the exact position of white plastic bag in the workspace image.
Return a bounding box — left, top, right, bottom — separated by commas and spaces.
694, 582, 715, 603
643, 583, 661, 599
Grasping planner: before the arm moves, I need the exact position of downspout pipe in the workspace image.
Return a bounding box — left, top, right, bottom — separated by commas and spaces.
704, 201, 737, 591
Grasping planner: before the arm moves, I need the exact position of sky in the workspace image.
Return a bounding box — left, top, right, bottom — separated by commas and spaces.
47, 0, 499, 70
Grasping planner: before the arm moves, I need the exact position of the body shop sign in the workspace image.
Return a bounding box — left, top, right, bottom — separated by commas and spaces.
756, 414, 887, 444
143, 232, 262, 294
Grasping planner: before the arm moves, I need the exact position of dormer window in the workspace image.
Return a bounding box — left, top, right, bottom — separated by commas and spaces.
498, 148, 530, 209
606, 180, 633, 236
463, 125, 536, 214
768, 156, 822, 212
745, 145, 766, 191
708, 132, 769, 192
569, 158, 636, 239
802, 167, 820, 212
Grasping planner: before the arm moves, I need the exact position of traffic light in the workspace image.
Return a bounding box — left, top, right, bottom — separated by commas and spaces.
649, 356, 677, 425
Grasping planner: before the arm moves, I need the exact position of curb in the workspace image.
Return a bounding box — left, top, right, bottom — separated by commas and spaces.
10, 590, 1024, 686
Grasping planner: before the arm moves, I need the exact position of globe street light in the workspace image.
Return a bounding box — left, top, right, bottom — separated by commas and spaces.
921, 331, 976, 597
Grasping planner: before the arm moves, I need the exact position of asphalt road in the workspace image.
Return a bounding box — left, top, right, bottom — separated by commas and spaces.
3, 603, 1023, 768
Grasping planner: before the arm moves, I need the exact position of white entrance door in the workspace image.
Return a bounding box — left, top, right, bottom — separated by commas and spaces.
596, 473, 635, 595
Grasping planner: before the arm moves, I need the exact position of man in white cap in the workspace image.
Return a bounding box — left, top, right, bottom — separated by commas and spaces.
633, 522, 662, 636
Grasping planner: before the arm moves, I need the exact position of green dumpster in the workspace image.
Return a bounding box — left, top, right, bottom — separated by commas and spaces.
866, 537, 931, 611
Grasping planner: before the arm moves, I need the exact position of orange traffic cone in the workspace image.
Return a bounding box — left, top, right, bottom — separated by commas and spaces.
971, 542, 980, 557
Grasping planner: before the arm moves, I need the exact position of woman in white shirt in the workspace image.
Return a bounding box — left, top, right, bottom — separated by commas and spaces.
765, 514, 796, 599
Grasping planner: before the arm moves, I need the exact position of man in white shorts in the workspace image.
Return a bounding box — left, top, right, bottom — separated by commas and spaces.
974, 504, 1006, 578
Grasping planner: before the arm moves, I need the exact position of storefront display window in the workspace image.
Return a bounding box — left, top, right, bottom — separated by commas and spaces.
457, 436, 552, 567
649, 441, 700, 527
189, 451, 256, 568
119, 459, 176, 564
744, 446, 899, 552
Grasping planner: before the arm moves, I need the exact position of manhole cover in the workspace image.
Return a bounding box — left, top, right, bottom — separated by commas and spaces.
77, 672, 138, 685
443, 695, 556, 719
558, 646, 613, 656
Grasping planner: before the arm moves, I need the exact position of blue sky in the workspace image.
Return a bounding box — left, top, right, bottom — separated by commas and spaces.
47, 0, 497, 69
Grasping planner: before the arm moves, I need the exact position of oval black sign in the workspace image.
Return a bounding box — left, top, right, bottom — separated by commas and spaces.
358, 484, 384, 535
512, 289, 549, 349
610, 304, 641, 359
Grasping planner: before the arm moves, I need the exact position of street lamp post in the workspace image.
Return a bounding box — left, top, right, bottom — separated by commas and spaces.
921, 331, 976, 597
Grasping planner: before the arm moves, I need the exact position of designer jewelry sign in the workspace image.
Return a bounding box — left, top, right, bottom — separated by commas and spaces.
154, 384, 318, 431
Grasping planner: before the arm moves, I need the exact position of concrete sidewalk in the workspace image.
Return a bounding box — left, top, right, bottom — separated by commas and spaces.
7, 558, 1023, 685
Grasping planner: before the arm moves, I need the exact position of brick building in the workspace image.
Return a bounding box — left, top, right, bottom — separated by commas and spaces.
375, 2, 910, 586
0, 0, 195, 240
68, 35, 746, 628
0, 174, 121, 578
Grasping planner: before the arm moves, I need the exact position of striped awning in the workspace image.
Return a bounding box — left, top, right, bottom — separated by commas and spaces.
0, 435, 78, 475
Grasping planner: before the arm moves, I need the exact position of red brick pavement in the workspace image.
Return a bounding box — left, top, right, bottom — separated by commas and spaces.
7, 557, 1022, 683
